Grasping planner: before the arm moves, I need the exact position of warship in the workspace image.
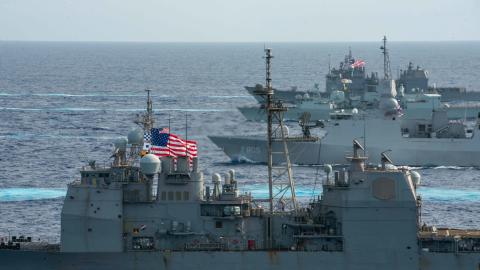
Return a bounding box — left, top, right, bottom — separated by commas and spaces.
211, 39, 480, 166
244, 48, 377, 105
243, 38, 480, 123
397, 61, 480, 102
211, 106, 480, 166
244, 84, 322, 104
1, 49, 479, 270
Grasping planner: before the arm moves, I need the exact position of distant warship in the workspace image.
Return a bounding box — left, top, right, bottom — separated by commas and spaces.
212, 104, 480, 166
1, 49, 479, 270
397, 61, 480, 102
244, 48, 377, 105
212, 38, 480, 166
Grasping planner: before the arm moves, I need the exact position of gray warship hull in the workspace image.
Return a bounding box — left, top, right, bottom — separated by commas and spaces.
209, 135, 322, 164
238, 106, 332, 122
245, 86, 320, 104
436, 87, 480, 102
209, 125, 480, 166
1, 250, 478, 270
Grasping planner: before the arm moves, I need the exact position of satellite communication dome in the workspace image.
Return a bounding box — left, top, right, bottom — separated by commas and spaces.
127, 128, 143, 145
323, 164, 333, 174
379, 97, 400, 113
411, 171, 421, 186
114, 137, 128, 151
352, 108, 359, 115
140, 154, 161, 176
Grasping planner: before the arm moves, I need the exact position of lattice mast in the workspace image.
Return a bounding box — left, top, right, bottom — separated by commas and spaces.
380, 35, 392, 80
254, 48, 297, 213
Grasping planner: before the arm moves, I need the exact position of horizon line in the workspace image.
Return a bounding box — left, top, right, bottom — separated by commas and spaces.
1, 39, 479, 43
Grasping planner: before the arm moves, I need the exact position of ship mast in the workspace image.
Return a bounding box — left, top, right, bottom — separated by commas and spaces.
135, 89, 155, 131
264, 48, 274, 212
254, 48, 297, 213
380, 35, 392, 80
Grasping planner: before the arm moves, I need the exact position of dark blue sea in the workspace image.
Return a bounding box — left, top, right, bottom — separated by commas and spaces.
0, 41, 479, 242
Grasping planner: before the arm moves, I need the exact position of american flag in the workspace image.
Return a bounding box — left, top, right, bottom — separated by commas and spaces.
350, 59, 365, 68
144, 128, 197, 160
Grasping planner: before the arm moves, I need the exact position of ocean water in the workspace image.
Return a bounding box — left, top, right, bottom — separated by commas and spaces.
0, 41, 479, 242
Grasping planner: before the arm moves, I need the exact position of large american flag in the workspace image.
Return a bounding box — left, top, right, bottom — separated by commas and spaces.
144, 128, 197, 160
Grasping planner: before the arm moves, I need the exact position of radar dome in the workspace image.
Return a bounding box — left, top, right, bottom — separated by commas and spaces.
127, 128, 143, 145
411, 171, 421, 186
140, 154, 161, 176
352, 108, 359, 115
114, 137, 128, 151
323, 164, 332, 174
379, 97, 400, 113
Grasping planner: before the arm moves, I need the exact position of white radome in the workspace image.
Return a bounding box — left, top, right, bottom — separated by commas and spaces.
380, 97, 400, 113
114, 137, 128, 151
323, 164, 333, 174
411, 171, 421, 186
140, 154, 161, 176
127, 128, 143, 145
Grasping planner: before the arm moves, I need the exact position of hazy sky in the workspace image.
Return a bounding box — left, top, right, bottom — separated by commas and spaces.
0, 0, 479, 42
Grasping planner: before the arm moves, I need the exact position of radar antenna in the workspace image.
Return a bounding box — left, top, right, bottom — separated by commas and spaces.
380, 35, 392, 80
381, 149, 393, 169
254, 48, 298, 214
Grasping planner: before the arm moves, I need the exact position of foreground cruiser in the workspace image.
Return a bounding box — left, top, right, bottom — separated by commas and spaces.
1, 51, 479, 270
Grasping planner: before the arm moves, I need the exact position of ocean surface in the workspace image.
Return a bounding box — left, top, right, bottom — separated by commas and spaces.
0, 41, 479, 242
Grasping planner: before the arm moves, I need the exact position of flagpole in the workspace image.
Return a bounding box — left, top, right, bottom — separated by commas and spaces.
185, 113, 188, 157
168, 113, 171, 134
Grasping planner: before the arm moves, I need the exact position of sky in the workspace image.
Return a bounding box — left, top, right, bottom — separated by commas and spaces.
0, 0, 479, 42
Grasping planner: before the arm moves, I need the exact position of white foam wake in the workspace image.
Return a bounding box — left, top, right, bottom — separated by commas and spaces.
0, 188, 66, 202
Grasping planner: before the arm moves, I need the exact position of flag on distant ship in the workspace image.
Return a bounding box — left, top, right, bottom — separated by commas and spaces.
143, 128, 197, 161
351, 59, 365, 68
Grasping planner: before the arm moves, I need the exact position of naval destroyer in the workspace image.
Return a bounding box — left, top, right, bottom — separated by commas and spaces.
1, 49, 479, 270
211, 107, 480, 166
241, 37, 480, 123
213, 38, 480, 166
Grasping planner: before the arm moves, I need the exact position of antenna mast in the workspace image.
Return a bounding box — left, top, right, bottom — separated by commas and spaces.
135, 89, 155, 131
328, 54, 331, 74
380, 35, 392, 80
254, 48, 297, 213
